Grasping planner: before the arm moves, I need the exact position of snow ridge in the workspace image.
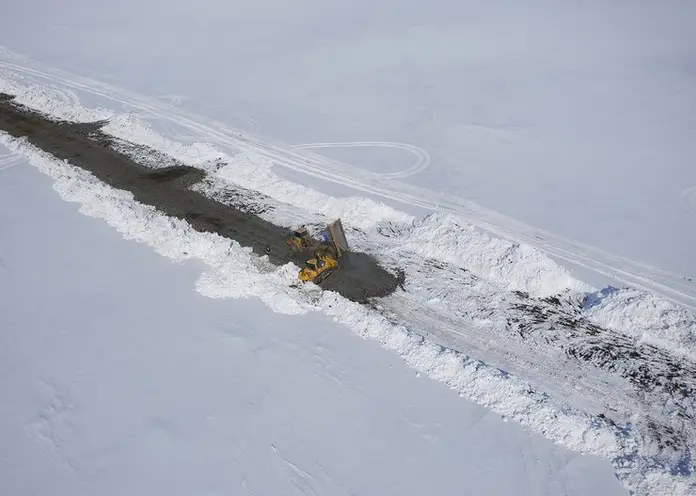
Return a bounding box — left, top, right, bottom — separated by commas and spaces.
585, 286, 696, 361
375, 212, 592, 297
0, 82, 113, 123
104, 114, 225, 167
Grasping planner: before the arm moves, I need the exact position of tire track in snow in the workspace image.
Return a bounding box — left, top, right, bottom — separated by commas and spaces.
292, 141, 430, 179
1, 52, 695, 312
199, 102, 260, 134
270, 444, 320, 496
41, 85, 81, 107
679, 186, 696, 215
0, 151, 22, 172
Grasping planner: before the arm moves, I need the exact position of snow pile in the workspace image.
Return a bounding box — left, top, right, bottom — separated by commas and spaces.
1, 82, 113, 123
212, 153, 414, 231
95, 108, 413, 231
0, 74, 25, 97
585, 286, 696, 360
377, 213, 592, 298
0, 133, 607, 448
103, 114, 225, 167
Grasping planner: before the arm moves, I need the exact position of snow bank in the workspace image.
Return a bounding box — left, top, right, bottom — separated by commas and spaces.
585, 286, 696, 361
0, 80, 113, 122
103, 114, 225, 167
101, 111, 413, 231
213, 153, 413, 230
209, 153, 589, 297
4, 130, 695, 495
377, 212, 592, 298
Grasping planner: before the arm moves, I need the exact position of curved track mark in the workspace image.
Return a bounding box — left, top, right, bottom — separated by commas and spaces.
44, 85, 80, 107
293, 141, 430, 179
0, 152, 22, 172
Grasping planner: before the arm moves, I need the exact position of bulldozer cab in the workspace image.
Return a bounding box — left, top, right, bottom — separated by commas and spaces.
299, 254, 338, 283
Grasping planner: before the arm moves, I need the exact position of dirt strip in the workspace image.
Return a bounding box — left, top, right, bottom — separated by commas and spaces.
0, 95, 403, 302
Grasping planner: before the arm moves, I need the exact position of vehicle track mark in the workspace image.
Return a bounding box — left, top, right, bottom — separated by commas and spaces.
0, 151, 22, 172
293, 141, 430, 179
271, 444, 320, 496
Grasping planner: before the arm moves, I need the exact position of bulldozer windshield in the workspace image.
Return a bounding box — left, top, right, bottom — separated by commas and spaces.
305, 260, 317, 271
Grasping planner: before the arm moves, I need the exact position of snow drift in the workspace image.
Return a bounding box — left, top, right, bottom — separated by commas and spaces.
585, 286, 696, 361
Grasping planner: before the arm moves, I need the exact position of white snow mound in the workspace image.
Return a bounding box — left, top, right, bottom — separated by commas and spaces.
585, 286, 696, 360
103, 114, 225, 167
213, 152, 414, 230
2, 82, 113, 122
383, 212, 592, 298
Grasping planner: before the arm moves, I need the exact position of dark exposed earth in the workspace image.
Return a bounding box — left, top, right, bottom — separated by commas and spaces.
0, 94, 404, 302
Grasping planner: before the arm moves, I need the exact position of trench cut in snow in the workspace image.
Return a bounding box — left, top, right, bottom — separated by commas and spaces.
1, 77, 696, 495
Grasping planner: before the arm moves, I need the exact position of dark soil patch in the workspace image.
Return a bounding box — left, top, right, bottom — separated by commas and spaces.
0, 94, 402, 302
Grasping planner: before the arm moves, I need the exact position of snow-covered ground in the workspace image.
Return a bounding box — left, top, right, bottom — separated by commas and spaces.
1, 1, 695, 494
0, 156, 627, 496
2, 76, 695, 494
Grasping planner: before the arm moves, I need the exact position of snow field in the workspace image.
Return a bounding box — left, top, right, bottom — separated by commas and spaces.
3, 130, 694, 495
2, 77, 696, 494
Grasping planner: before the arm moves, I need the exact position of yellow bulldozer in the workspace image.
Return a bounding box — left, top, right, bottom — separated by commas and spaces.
286, 219, 349, 284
